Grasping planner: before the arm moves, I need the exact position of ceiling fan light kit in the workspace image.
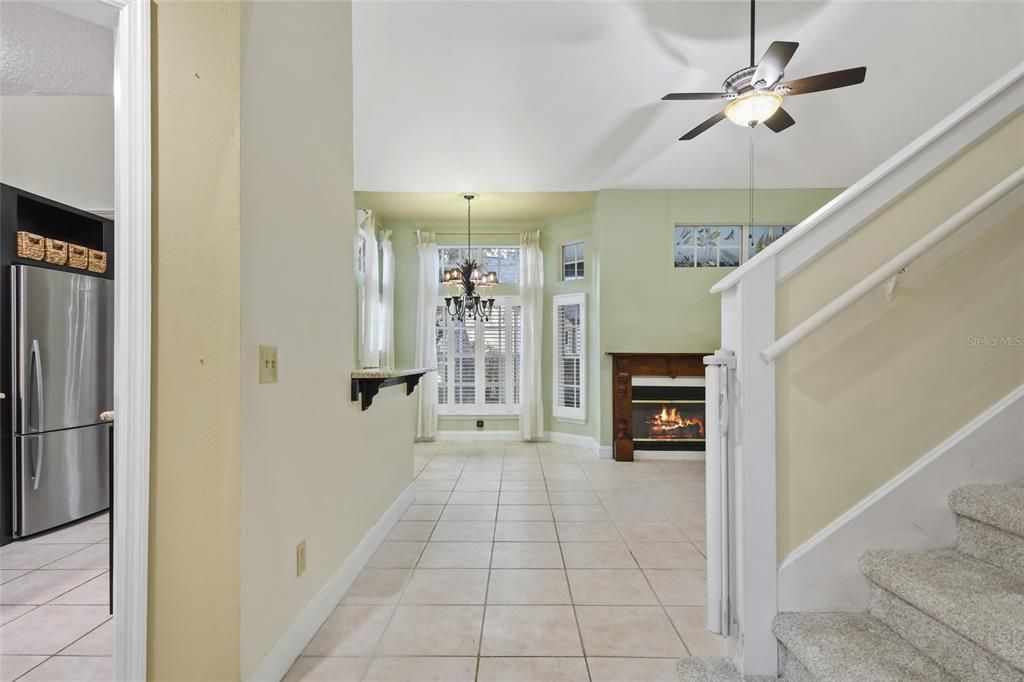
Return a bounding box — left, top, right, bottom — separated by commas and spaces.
662, 0, 866, 140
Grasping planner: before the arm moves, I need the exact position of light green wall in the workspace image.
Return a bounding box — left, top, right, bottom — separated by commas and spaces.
595, 188, 843, 445
368, 187, 842, 446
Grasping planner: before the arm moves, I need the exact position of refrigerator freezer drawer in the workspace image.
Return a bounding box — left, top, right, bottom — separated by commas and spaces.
15, 424, 110, 538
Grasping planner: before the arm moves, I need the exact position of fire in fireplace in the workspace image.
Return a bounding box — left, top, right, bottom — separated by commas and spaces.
631, 383, 705, 452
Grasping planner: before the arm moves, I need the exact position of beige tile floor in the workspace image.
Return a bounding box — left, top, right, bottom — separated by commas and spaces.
287, 440, 722, 682
0, 513, 112, 682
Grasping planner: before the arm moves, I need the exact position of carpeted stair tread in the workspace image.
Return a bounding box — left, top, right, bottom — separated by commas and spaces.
860, 548, 1024, 670
773, 612, 953, 681
676, 656, 776, 682
950, 484, 1024, 537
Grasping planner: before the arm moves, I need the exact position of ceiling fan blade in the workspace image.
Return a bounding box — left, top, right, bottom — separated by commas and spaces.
763, 107, 795, 133
777, 66, 867, 96
662, 92, 729, 101
679, 111, 727, 140
752, 41, 799, 88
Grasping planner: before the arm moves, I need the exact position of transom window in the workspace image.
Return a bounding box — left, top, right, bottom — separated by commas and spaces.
436, 297, 521, 414
438, 246, 520, 284
674, 224, 794, 267
562, 241, 584, 281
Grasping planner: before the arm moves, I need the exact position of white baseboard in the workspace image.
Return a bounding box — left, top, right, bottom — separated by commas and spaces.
436, 430, 520, 442
547, 431, 600, 454
778, 383, 1024, 612
247, 484, 416, 681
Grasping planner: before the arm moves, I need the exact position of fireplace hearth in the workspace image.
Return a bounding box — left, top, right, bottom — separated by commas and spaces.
608, 353, 710, 462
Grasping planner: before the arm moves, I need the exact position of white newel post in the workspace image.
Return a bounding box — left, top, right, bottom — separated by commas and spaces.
716, 257, 778, 677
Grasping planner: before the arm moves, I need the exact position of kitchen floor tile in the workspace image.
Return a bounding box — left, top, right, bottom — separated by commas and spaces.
555, 522, 621, 542
400, 505, 443, 521
386, 521, 436, 542
567, 569, 659, 605
42, 545, 110, 571
496, 505, 553, 521
575, 605, 686, 657
362, 656, 476, 682
447, 492, 499, 505
477, 657, 589, 682
18, 655, 113, 682
0, 605, 36, 626
366, 542, 425, 568
487, 569, 570, 605
283, 656, 369, 682
430, 521, 495, 542
490, 542, 563, 569
440, 505, 497, 521
0, 570, 30, 585
376, 605, 483, 656
400, 569, 488, 604
494, 521, 557, 542
547, 491, 599, 505
1, 570, 103, 605
1, 655, 46, 682
552, 505, 609, 522
498, 491, 549, 505
416, 541, 492, 568
587, 657, 682, 682
60, 618, 113, 656
25, 524, 108, 545
0, 605, 109, 655
628, 542, 705, 569
615, 522, 687, 543
644, 569, 706, 606
302, 604, 394, 656
561, 542, 638, 569
480, 605, 582, 656
49, 573, 110, 606
341, 569, 411, 605
0, 544, 91, 570
498, 479, 547, 492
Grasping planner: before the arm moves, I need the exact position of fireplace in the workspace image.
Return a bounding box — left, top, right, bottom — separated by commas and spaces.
631, 382, 706, 452
608, 353, 710, 461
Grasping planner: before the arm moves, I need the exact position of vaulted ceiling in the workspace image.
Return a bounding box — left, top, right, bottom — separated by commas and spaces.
353, 1, 1023, 192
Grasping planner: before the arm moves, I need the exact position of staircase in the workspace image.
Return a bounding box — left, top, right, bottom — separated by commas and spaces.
774, 483, 1024, 681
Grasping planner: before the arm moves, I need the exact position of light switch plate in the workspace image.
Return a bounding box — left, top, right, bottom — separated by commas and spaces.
259, 345, 278, 384
296, 539, 307, 576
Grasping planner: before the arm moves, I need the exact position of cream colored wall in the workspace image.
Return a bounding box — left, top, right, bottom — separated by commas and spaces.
776, 113, 1024, 557
239, 2, 414, 677
149, 2, 242, 680
0, 95, 114, 209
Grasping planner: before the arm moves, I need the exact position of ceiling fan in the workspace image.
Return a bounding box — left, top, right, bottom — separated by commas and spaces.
662, 0, 866, 140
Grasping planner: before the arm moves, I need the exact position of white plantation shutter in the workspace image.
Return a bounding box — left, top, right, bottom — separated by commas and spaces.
553, 293, 586, 422
435, 305, 448, 405
436, 296, 520, 413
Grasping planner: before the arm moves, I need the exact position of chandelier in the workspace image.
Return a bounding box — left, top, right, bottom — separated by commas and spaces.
442, 193, 499, 322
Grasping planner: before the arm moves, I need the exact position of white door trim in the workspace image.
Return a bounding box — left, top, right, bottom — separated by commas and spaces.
106, 0, 152, 679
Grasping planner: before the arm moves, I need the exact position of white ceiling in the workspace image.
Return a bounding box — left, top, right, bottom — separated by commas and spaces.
353, 1, 1024, 192
1, 1, 114, 95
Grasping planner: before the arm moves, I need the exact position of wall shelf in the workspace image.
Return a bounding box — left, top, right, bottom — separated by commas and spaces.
351, 368, 431, 411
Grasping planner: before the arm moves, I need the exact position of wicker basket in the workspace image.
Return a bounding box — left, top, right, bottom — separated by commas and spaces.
16, 232, 45, 260
68, 245, 89, 269
44, 239, 68, 266
87, 249, 107, 274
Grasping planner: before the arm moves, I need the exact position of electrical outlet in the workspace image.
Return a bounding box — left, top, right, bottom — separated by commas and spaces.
296, 540, 307, 577
476, 420, 484, 429
259, 345, 278, 384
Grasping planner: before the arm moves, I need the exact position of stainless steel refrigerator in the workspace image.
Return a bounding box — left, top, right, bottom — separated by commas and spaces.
11, 265, 113, 537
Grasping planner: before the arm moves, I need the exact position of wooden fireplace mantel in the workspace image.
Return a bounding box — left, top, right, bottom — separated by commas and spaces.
607, 352, 710, 462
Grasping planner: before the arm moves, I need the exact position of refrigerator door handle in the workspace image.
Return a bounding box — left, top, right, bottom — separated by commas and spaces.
30, 340, 44, 489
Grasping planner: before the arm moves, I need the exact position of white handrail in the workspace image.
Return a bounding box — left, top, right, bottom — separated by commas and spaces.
761, 166, 1024, 363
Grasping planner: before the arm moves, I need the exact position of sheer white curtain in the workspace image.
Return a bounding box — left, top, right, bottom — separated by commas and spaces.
519, 231, 544, 440
379, 229, 396, 370
415, 231, 439, 440
359, 212, 381, 368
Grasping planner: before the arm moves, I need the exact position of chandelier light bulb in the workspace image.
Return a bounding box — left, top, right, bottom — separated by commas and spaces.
724, 91, 783, 127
